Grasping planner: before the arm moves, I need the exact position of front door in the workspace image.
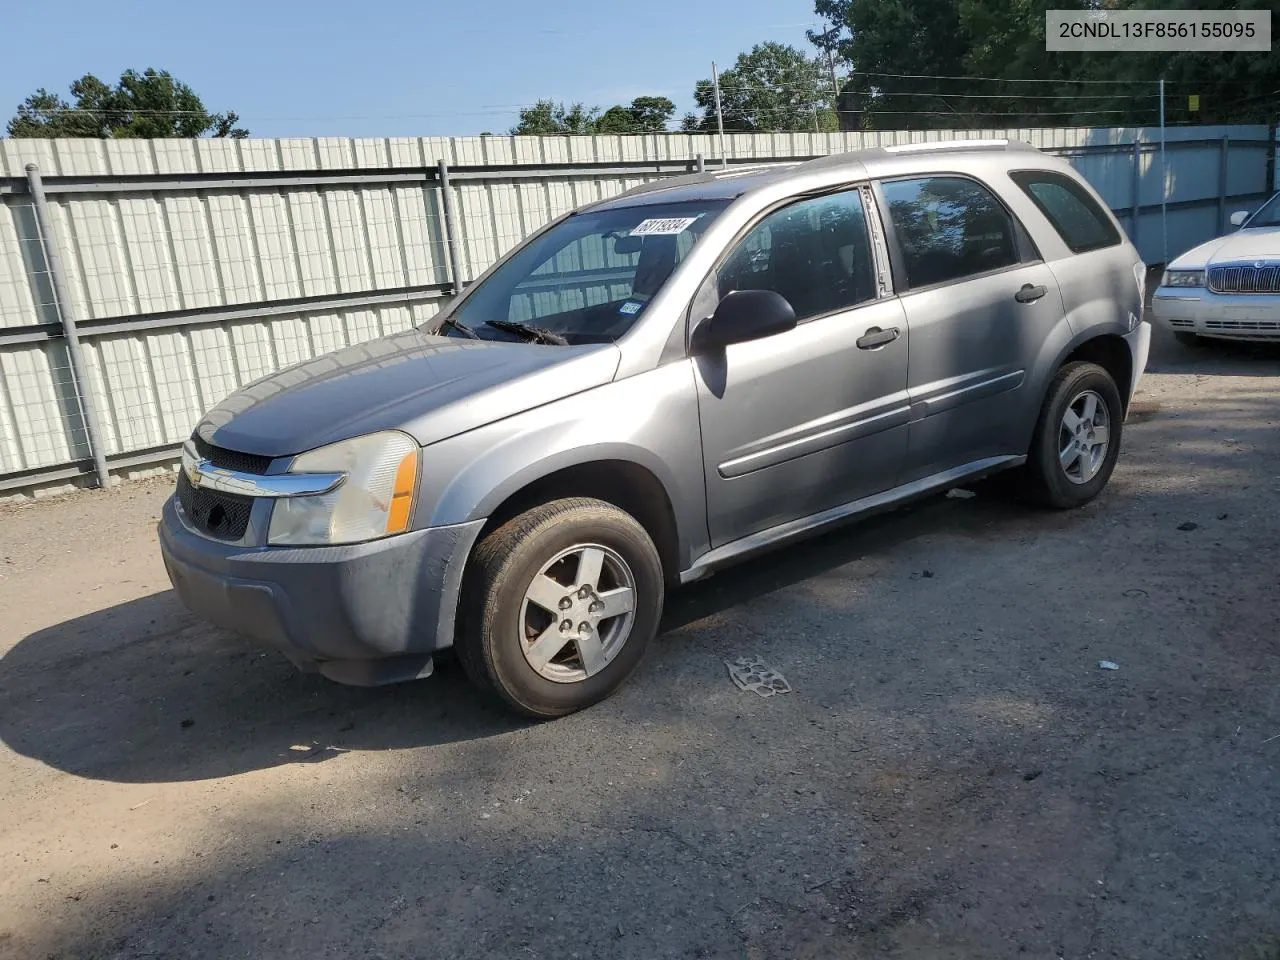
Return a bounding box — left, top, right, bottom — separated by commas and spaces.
693, 186, 911, 548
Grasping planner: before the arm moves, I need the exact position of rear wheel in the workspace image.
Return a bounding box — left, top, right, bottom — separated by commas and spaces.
1023, 361, 1123, 509
456, 498, 664, 718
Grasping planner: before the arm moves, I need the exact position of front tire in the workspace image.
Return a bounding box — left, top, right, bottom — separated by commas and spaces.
1023, 361, 1123, 509
456, 498, 664, 719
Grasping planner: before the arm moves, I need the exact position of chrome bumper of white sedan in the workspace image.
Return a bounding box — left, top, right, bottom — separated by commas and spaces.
1151, 289, 1280, 340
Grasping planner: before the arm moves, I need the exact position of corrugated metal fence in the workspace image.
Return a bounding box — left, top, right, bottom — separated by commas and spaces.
0, 123, 1274, 492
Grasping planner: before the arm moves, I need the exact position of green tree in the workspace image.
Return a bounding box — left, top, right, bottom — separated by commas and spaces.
510, 99, 600, 135
685, 43, 837, 133
514, 96, 675, 135
627, 95, 678, 131
1054, 0, 1280, 126
812, 0, 1280, 129
811, 0, 973, 129
8, 69, 247, 138
597, 96, 677, 133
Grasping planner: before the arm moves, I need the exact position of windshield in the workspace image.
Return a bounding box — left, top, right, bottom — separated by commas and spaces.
1245, 193, 1280, 229
440, 199, 730, 344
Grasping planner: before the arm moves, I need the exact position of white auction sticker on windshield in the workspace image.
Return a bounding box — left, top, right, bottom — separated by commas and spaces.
630, 216, 699, 237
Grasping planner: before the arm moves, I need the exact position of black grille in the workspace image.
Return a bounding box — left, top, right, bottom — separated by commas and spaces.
176, 472, 253, 541
192, 434, 275, 475
1208, 264, 1280, 295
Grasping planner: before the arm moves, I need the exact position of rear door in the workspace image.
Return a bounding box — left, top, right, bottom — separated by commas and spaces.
1007, 168, 1141, 339
692, 186, 911, 547
875, 174, 1066, 483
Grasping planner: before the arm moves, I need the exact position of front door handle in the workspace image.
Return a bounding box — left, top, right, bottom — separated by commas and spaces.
1015, 283, 1048, 303
856, 326, 901, 350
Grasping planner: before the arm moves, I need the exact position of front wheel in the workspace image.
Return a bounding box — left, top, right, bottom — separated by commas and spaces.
1023, 361, 1124, 509
456, 498, 664, 718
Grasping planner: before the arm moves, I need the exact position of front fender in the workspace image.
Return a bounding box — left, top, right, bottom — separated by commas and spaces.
412, 362, 709, 570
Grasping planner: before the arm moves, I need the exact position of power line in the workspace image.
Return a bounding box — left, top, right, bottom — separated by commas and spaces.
22, 106, 549, 121
830, 69, 1260, 86
717, 102, 1160, 119
715, 81, 1160, 101
844, 90, 1159, 101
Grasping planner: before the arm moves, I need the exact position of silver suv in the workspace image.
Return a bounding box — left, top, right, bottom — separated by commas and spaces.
160, 140, 1150, 717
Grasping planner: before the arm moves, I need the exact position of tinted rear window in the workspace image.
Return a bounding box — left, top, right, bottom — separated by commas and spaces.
1010, 170, 1120, 254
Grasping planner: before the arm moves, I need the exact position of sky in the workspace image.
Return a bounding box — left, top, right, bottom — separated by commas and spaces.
1, 0, 824, 139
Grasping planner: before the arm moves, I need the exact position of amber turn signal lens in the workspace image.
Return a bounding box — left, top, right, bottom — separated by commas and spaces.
386, 451, 418, 534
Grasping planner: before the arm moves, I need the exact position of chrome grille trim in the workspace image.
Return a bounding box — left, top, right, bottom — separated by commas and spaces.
1208, 263, 1280, 295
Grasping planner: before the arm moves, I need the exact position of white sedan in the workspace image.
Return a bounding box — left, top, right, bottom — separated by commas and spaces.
1151, 191, 1280, 343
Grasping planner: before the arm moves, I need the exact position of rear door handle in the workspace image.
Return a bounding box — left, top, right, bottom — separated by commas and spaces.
1015, 283, 1048, 303
856, 326, 901, 350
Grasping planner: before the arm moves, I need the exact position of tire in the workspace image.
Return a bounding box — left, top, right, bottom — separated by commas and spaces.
456, 497, 664, 719
1173, 331, 1206, 347
1023, 361, 1123, 510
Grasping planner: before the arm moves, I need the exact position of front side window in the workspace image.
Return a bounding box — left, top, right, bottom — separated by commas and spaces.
881, 176, 1020, 290
447, 199, 728, 343
716, 189, 877, 322
1010, 170, 1120, 253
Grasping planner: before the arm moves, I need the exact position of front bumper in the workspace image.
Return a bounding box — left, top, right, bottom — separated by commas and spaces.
1151, 289, 1280, 340
159, 497, 485, 685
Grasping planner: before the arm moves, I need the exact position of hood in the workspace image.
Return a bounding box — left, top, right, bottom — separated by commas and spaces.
195, 330, 621, 458
1170, 226, 1280, 269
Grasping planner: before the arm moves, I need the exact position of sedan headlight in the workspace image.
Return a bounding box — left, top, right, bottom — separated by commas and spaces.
1161, 269, 1205, 288
268, 431, 419, 546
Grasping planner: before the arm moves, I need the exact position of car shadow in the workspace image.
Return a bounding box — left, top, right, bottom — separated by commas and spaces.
0, 488, 1045, 786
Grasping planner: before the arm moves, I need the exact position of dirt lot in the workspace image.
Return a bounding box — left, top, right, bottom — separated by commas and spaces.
2, 327, 1280, 960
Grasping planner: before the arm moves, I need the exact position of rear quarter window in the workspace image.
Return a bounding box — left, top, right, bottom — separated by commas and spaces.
1010, 170, 1121, 254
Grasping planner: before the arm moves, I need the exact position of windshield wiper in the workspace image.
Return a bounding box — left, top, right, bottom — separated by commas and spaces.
484, 320, 570, 346
436, 316, 479, 339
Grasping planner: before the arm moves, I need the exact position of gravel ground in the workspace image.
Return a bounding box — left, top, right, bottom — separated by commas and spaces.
2, 326, 1280, 960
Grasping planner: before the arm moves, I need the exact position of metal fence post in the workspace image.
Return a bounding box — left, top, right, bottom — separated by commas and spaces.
1130, 140, 1142, 251
1217, 135, 1229, 234
1268, 118, 1278, 193
24, 163, 110, 490
436, 160, 465, 292
1158, 77, 1168, 265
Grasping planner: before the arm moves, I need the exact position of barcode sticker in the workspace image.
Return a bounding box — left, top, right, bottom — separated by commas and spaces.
630, 216, 699, 237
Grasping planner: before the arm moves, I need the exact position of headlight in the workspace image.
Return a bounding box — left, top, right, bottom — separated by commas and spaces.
1161, 269, 1204, 288
267, 431, 419, 545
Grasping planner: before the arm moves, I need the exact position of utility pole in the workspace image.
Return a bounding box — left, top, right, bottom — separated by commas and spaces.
712, 61, 728, 169
1159, 77, 1168, 266
826, 47, 840, 102
826, 47, 842, 131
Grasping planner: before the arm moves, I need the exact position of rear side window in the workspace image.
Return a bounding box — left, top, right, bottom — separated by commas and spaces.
1010, 170, 1120, 254
880, 176, 1020, 290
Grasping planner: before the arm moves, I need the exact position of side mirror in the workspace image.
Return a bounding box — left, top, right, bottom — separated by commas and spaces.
1230, 210, 1250, 228
692, 289, 797, 353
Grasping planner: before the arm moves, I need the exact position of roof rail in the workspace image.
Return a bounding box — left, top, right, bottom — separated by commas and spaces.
881, 138, 1034, 154
710, 161, 800, 178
